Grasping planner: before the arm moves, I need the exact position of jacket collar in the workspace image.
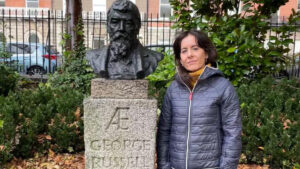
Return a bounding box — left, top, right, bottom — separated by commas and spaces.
175, 66, 224, 87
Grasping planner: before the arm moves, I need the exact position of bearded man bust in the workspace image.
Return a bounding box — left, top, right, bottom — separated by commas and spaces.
86, 0, 163, 80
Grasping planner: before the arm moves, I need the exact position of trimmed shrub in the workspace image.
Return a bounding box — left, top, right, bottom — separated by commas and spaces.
0, 64, 18, 96
0, 86, 84, 163
147, 50, 175, 108
238, 77, 300, 168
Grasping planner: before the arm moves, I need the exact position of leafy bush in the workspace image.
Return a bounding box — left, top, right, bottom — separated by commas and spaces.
147, 50, 175, 107
170, 0, 299, 86
238, 77, 300, 168
48, 58, 95, 94
0, 86, 84, 163
48, 20, 95, 94
0, 64, 18, 96
0, 18, 88, 165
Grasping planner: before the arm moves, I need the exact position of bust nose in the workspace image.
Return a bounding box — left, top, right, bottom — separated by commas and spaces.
119, 20, 125, 31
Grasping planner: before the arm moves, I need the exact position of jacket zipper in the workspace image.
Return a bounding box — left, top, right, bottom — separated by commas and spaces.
177, 66, 207, 169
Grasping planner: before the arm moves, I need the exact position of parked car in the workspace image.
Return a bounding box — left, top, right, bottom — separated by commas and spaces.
0, 42, 60, 75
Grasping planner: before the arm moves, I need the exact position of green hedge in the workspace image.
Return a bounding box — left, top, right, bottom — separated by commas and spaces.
0, 86, 84, 163
147, 50, 175, 108
238, 77, 300, 168
0, 64, 18, 96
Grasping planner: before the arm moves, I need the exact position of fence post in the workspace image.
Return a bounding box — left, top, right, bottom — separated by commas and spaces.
48, 10, 51, 73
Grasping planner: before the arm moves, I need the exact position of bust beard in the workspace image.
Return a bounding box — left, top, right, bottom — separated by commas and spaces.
108, 31, 140, 61
109, 39, 131, 62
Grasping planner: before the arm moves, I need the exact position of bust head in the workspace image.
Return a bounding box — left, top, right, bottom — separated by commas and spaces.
107, 0, 141, 42
86, 0, 163, 80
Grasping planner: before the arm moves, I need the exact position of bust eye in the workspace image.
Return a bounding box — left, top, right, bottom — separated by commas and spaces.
111, 19, 119, 24
126, 21, 133, 25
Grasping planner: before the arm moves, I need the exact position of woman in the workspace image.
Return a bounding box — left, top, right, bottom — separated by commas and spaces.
157, 30, 242, 169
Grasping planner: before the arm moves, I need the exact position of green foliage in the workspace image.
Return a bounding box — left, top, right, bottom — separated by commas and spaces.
147, 50, 176, 107
188, 0, 288, 17
0, 17, 89, 165
48, 58, 95, 94
0, 86, 84, 163
0, 26, 11, 60
48, 20, 95, 94
0, 64, 19, 96
237, 77, 300, 168
170, 0, 299, 86
190, 0, 240, 17
294, 163, 300, 169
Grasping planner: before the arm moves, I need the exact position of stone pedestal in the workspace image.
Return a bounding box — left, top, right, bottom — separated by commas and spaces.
84, 78, 157, 169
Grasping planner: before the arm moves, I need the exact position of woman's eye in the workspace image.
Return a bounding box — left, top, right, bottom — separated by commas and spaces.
181, 50, 187, 53
192, 47, 199, 50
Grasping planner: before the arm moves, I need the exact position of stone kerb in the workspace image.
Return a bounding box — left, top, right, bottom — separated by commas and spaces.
84, 78, 157, 169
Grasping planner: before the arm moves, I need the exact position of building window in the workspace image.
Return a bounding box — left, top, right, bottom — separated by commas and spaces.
28, 33, 39, 43
0, 0, 5, 7
298, 0, 300, 10
160, 0, 172, 18
92, 37, 104, 49
270, 12, 278, 23
27, 0, 39, 8
93, 0, 106, 12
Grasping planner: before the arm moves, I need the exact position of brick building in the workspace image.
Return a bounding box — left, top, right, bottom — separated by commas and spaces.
0, 0, 298, 53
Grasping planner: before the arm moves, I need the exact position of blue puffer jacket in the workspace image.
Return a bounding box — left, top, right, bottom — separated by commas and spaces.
157, 66, 242, 169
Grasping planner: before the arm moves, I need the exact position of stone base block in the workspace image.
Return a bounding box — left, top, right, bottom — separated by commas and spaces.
91, 78, 148, 99
84, 98, 157, 169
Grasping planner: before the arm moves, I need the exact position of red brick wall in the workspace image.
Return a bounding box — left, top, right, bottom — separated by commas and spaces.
5, 0, 25, 7
5, 0, 51, 8
148, 0, 159, 16
279, 0, 297, 21
39, 0, 51, 8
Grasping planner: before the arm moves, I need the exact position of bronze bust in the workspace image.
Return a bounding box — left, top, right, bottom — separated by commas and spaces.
86, 0, 163, 79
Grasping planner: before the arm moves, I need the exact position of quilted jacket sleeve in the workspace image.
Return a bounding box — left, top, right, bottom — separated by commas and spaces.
156, 88, 172, 169
219, 83, 242, 169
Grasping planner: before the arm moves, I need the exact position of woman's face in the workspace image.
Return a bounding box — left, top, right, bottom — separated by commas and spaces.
180, 34, 208, 72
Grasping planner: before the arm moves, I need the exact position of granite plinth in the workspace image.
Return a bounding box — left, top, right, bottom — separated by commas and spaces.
91, 78, 148, 99
84, 79, 157, 169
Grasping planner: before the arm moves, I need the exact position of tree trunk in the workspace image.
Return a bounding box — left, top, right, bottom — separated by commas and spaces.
65, 0, 83, 51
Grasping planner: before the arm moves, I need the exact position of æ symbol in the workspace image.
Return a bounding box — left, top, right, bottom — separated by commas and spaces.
106, 107, 130, 130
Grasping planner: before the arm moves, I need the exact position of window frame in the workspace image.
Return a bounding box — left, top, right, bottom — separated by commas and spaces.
28, 33, 39, 43
26, 0, 39, 8
92, 36, 105, 49
159, 0, 172, 19
93, 0, 106, 12
0, 0, 5, 7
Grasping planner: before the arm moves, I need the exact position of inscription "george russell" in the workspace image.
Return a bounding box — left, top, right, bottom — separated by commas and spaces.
92, 156, 150, 169
90, 139, 151, 151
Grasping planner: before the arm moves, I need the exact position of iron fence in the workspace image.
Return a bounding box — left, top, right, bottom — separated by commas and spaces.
0, 8, 299, 78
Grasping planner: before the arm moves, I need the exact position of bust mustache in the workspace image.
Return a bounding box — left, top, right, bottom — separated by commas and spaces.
109, 32, 132, 62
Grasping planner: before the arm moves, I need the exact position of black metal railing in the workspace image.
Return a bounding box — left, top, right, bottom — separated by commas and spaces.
0, 9, 299, 78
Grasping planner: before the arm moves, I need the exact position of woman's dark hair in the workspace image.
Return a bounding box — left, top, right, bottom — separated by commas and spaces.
173, 30, 217, 89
